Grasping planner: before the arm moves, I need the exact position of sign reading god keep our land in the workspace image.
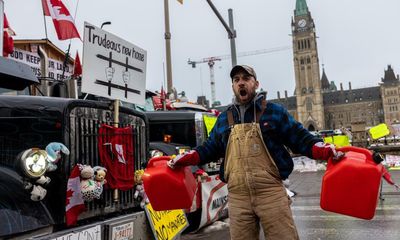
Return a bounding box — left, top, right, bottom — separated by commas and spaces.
82, 22, 147, 105
144, 203, 188, 240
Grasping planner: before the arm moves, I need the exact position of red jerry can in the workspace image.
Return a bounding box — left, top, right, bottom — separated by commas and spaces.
142, 156, 197, 211
320, 146, 384, 220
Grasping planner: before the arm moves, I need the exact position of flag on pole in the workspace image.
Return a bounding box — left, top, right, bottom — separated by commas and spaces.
66, 165, 85, 226
73, 51, 82, 77
41, 0, 80, 40
3, 13, 15, 57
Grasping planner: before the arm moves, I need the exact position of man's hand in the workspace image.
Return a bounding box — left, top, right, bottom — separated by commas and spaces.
312, 142, 344, 161
167, 150, 200, 169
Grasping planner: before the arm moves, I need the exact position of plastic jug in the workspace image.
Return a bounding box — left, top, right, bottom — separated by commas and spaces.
320, 146, 383, 220
143, 156, 197, 211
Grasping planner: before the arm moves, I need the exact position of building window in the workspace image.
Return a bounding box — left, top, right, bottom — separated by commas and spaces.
298, 41, 301, 50
307, 39, 311, 48
300, 58, 304, 65
345, 98, 349, 103
307, 57, 311, 64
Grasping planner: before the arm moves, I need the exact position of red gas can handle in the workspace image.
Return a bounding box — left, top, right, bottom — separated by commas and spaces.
337, 146, 374, 164
147, 156, 172, 168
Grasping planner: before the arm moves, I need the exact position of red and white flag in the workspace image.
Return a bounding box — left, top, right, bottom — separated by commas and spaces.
3, 13, 15, 57
41, 0, 80, 40
66, 164, 85, 226
73, 51, 82, 77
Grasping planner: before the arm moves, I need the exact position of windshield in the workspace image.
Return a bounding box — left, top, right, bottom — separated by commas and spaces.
149, 121, 197, 148
0, 117, 62, 167
0, 87, 30, 96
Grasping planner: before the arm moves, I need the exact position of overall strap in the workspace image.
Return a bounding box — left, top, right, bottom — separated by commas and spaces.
256, 99, 267, 123
227, 109, 235, 127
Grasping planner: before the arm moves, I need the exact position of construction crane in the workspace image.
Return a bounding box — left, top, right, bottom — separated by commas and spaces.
188, 46, 292, 105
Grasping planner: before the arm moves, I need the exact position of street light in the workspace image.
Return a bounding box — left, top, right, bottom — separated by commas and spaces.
101, 21, 111, 29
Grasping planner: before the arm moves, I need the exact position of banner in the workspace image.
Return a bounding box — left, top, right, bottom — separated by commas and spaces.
8, 48, 73, 80
198, 175, 228, 230
144, 203, 188, 240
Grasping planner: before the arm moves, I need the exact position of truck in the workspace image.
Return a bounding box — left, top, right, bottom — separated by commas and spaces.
0, 57, 153, 239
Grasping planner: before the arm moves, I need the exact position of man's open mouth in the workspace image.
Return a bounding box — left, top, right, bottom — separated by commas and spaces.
240, 89, 247, 96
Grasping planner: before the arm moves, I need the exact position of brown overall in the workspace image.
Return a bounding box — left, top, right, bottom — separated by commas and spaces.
224, 104, 299, 240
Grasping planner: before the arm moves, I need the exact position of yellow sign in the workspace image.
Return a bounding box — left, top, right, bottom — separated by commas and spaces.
323, 135, 350, 148
144, 203, 188, 240
204, 115, 217, 137
369, 123, 390, 140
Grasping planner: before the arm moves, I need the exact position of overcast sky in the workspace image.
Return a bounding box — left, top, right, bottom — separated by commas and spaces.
4, 0, 400, 105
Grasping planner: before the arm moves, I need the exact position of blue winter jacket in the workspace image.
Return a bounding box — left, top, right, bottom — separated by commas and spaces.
195, 94, 322, 181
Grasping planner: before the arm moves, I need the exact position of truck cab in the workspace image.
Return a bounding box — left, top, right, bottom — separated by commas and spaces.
0, 57, 151, 239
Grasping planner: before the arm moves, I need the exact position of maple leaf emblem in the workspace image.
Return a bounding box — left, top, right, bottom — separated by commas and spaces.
66, 189, 73, 206
50, 0, 71, 16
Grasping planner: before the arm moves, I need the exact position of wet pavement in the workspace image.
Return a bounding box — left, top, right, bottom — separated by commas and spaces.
180, 170, 400, 240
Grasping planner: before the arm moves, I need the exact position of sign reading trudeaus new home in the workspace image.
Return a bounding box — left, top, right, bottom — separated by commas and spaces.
82, 22, 147, 105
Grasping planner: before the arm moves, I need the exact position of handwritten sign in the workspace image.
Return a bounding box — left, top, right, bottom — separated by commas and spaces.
369, 123, 390, 140
144, 203, 188, 240
323, 135, 350, 147
199, 175, 228, 229
52, 225, 101, 240
82, 22, 147, 105
203, 115, 217, 137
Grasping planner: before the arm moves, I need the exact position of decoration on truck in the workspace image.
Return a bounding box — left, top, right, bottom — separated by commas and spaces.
20, 142, 70, 201
134, 169, 149, 208
98, 124, 135, 190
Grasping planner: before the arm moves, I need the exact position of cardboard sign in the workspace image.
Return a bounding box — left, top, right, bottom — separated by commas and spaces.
82, 22, 147, 105
369, 123, 390, 140
323, 135, 350, 147
198, 175, 228, 229
203, 115, 217, 137
52, 225, 101, 240
144, 203, 188, 240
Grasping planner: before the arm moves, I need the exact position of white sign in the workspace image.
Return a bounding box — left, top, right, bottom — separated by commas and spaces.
52, 225, 101, 240
111, 222, 134, 240
82, 22, 147, 105
198, 175, 228, 230
8, 48, 73, 80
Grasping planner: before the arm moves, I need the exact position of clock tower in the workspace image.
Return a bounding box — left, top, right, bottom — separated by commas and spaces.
292, 0, 325, 130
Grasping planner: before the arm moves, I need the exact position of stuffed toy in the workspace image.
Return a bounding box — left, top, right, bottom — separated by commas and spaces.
24, 182, 47, 201
45, 142, 70, 172
79, 164, 97, 202
134, 169, 149, 208
93, 166, 107, 199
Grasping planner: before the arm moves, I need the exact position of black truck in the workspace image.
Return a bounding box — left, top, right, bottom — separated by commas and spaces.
0, 57, 152, 239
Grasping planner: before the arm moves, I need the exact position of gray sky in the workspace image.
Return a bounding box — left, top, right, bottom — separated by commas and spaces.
4, 0, 400, 105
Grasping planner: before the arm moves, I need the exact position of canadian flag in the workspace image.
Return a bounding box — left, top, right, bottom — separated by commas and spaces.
41, 0, 80, 40
66, 165, 85, 226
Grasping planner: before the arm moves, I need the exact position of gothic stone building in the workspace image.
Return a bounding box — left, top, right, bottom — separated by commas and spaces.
271, 0, 400, 139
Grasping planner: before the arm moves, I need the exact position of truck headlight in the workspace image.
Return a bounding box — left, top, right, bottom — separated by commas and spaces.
20, 148, 48, 178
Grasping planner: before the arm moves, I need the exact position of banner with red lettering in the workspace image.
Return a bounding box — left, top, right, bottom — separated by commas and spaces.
198, 175, 228, 230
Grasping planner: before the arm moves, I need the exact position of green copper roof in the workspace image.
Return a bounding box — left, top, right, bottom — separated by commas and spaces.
295, 0, 308, 16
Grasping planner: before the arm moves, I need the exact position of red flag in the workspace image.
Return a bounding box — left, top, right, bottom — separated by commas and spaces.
98, 125, 135, 191
3, 14, 15, 57
66, 165, 85, 226
160, 85, 166, 100
73, 51, 82, 77
41, 0, 80, 40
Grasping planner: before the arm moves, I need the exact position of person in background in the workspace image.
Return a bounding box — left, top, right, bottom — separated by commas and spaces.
168, 65, 342, 240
